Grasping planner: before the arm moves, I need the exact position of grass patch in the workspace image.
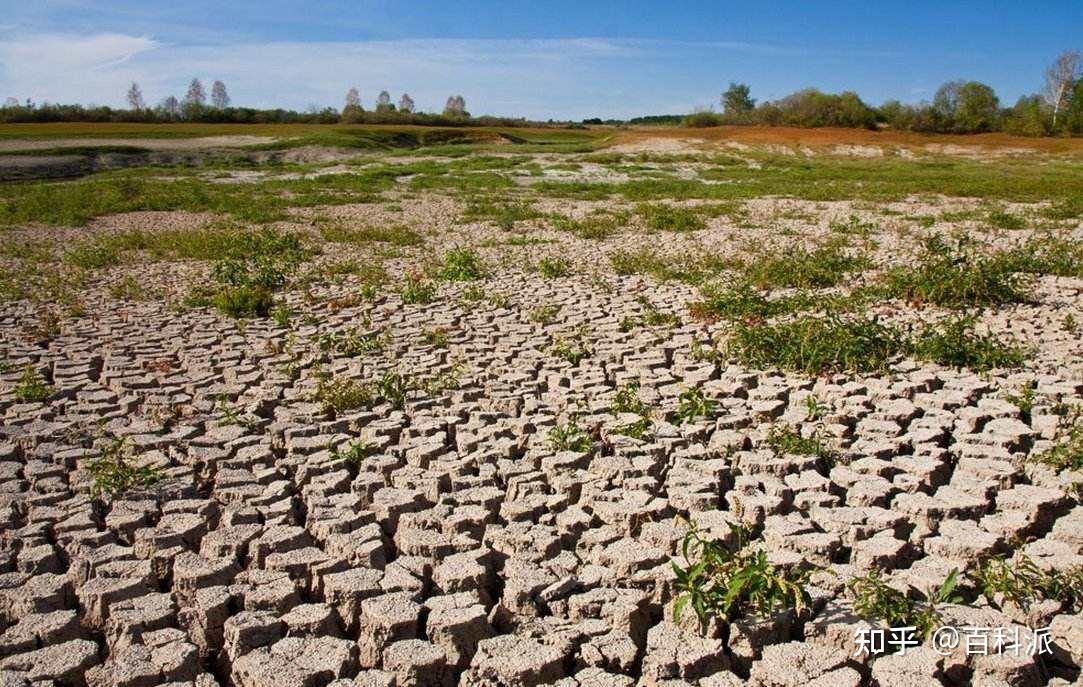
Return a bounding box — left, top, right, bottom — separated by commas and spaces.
1031, 409, 1083, 472
537, 256, 571, 278
549, 417, 594, 453
440, 248, 486, 281
849, 568, 962, 643
726, 315, 905, 375
318, 222, 424, 247
636, 203, 706, 232
910, 316, 1025, 371
12, 365, 54, 403
742, 241, 867, 289
87, 437, 162, 499
883, 236, 1029, 307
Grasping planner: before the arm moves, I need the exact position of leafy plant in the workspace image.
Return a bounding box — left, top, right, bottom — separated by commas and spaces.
313, 373, 374, 415
549, 417, 594, 453
12, 365, 54, 403
401, 273, 437, 304
1031, 408, 1083, 472
675, 387, 715, 424
849, 568, 962, 642
210, 284, 275, 319
673, 521, 815, 625
87, 437, 162, 499
613, 381, 650, 417
613, 416, 652, 440
537, 256, 571, 278
884, 236, 1029, 307
765, 424, 833, 460
1002, 382, 1037, 423
440, 247, 486, 281
319, 328, 384, 356
530, 304, 560, 324
636, 203, 706, 232
909, 316, 1025, 371
377, 370, 412, 411
331, 439, 371, 468
550, 333, 592, 365
726, 315, 905, 375
421, 327, 449, 347
742, 241, 867, 289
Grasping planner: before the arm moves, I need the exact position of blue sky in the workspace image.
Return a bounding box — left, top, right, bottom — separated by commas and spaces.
0, 1, 1079, 119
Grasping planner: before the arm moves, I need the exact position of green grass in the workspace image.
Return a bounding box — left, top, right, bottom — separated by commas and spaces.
849, 568, 962, 642
635, 203, 706, 232
12, 365, 54, 403
1031, 409, 1083, 472
971, 554, 1082, 613
986, 208, 1026, 231
551, 211, 625, 240
612, 382, 651, 417
549, 417, 594, 453
674, 387, 716, 424
883, 236, 1029, 307
910, 316, 1025, 371
461, 198, 541, 229
742, 241, 867, 289
87, 437, 162, 499
726, 315, 905, 375
764, 424, 833, 460
439, 248, 486, 281
401, 274, 437, 304
537, 256, 571, 278
312, 373, 374, 415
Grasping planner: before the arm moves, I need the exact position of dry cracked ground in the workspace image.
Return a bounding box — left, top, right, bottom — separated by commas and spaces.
0, 132, 1082, 687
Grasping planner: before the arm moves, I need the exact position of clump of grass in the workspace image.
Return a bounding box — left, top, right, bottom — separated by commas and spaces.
377, 370, 411, 411
636, 203, 706, 232
1031, 408, 1083, 472
401, 273, 437, 304
108, 275, 153, 301
12, 365, 54, 403
319, 328, 384, 357
727, 315, 905, 375
1002, 381, 1037, 423
551, 212, 623, 240
461, 198, 540, 230
87, 437, 162, 499
210, 285, 275, 318
313, 373, 374, 415
674, 387, 716, 424
318, 222, 424, 246
970, 553, 1082, 613
1001, 233, 1083, 278
610, 248, 733, 284
742, 242, 867, 289
764, 424, 833, 461
986, 209, 1026, 231
613, 416, 652, 440
440, 247, 486, 281
549, 417, 594, 453
421, 327, 449, 347
883, 236, 1029, 307
537, 256, 571, 278
849, 568, 962, 642
612, 381, 651, 417
331, 439, 371, 468
672, 521, 815, 624
909, 316, 1025, 371
530, 304, 560, 324
550, 332, 592, 365
829, 215, 877, 236
690, 279, 783, 321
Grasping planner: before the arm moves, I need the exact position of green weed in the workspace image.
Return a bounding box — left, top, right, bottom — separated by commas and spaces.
87, 437, 162, 499
675, 387, 716, 424
12, 365, 54, 403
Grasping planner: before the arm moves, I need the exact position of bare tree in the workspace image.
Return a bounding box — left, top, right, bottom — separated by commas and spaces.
126, 82, 146, 110
345, 87, 361, 110
443, 94, 466, 117
160, 96, 181, 118
376, 90, 392, 111
398, 93, 415, 114
1044, 49, 1081, 129
3, 97, 19, 108
211, 80, 230, 109
184, 78, 206, 107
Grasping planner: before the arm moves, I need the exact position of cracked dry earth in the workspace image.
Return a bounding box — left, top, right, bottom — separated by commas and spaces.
1, 151, 1083, 687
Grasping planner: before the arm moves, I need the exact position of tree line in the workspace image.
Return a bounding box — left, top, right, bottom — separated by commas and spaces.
685, 50, 1082, 136
0, 79, 527, 127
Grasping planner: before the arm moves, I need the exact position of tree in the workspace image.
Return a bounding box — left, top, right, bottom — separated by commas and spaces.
1044, 49, 1080, 130
444, 94, 466, 117
185, 78, 206, 107
211, 80, 230, 109
1063, 79, 1083, 134
398, 93, 415, 114
159, 96, 181, 118
1003, 95, 1051, 137
721, 82, 755, 117
345, 87, 361, 110
126, 82, 145, 111
954, 81, 1000, 132
375, 90, 392, 112
3, 97, 19, 109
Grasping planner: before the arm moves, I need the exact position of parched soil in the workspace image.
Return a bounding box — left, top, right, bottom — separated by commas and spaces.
0, 135, 1081, 687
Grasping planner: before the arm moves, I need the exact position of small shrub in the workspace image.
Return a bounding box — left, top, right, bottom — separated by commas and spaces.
88, 437, 162, 499
440, 248, 486, 281
271, 303, 293, 327
690, 279, 781, 320
377, 370, 411, 410
910, 316, 1025, 371
550, 333, 592, 365
675, 387, 715, 424
549, 417, 594, 453
672, 521, 815, 624
421, 327, 449, 347
551, 213, 622, 240
613, 416, 652, 440
636, 203, 706, 232
109, 275, 151, 301
1002, 382, 1037, 423
13, 365, 54, 402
